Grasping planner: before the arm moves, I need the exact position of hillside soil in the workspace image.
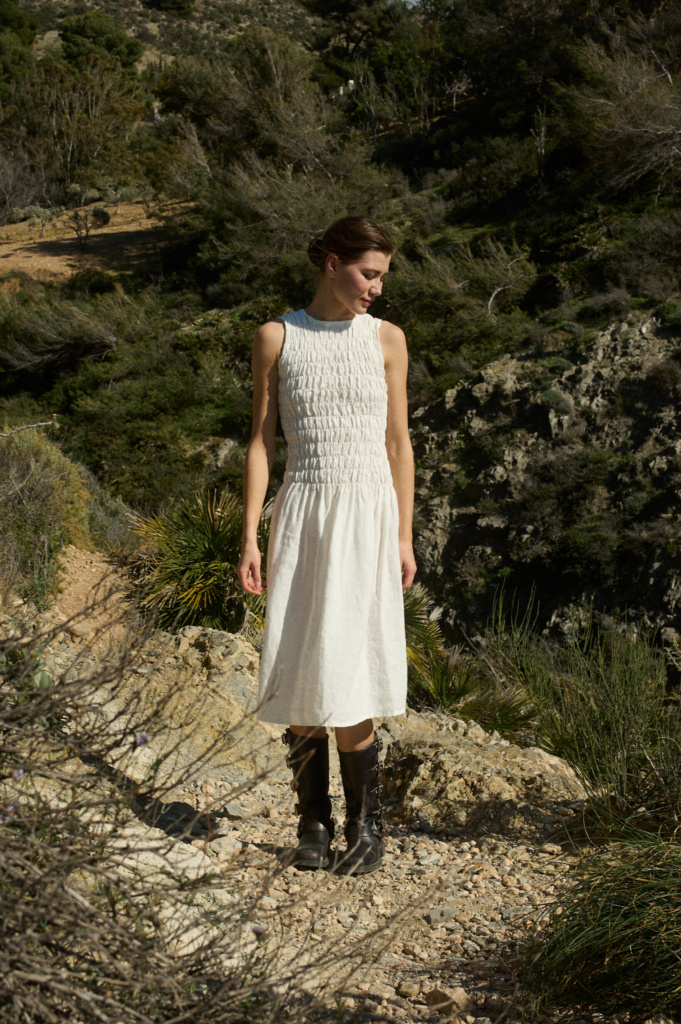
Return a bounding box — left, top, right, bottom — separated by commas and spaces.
0, 201, 179, 282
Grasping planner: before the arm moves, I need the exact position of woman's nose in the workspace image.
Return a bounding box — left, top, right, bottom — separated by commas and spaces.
369, 280, 383, 296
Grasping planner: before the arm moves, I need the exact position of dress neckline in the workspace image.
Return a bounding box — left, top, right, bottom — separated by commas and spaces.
300, 308, 356, 330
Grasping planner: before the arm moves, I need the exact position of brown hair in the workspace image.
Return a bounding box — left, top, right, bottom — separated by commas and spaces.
307, 215, 395, 270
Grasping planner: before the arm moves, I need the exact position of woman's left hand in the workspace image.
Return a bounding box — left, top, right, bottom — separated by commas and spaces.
399, 539, 417, 590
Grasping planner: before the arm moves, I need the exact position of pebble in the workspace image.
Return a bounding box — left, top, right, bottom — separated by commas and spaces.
223, 802, 246, 820
428, 907, 457, 925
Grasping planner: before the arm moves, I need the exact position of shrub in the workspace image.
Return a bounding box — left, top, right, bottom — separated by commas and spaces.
621, 490, 648, 518
577, 288, 631, 324
64, 206, 111, 250
657, 299, 681, 328
525, 835, 681, 1022
543, 355, 574, 374
644, 358, 681, 397
127, 488, 271, 636
0, 427, 92, 606
0, 296, 117, 373
78, 464, 132, 554
482, 595, 681, 829
59, 12, 144, 69
405, 583, 534, 736
145, 0, 193, 15
62, 268, 117, 298
403, 580, 447, 681
409, 647, 534, 736
539, 388, 573, 415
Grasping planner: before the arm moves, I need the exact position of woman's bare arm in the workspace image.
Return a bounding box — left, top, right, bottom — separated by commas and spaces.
380, 320, 417, 590
238, 320, 284, 595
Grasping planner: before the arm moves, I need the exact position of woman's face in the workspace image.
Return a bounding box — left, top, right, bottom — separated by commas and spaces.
326, 249, 391, 316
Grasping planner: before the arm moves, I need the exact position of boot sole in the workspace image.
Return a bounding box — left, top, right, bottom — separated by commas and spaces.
335, 857, 383, 876
288, 847, 331, 870
292, 856, 330, 870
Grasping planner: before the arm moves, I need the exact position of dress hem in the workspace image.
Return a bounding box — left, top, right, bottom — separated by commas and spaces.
254, 705, 407, 728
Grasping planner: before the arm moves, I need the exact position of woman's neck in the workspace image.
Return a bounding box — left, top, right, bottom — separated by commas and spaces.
304, 280, 355, 322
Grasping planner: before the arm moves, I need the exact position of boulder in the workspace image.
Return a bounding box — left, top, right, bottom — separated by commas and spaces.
382, 726, 584, 836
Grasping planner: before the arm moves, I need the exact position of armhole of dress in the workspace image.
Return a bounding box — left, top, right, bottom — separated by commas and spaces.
374, 317, 385, 372
274, 316, 287, 370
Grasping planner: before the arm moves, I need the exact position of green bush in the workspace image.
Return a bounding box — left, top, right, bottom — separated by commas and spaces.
525, 835, 681, 1022
405, 583, 533, 736
0, 427, 93, 606
59, 12, 144, 69
0, 295, 118, 374
577, 288, 631, 324
409, 647, 534, 736
657, 300, 681, 328
539, 387, 573, 414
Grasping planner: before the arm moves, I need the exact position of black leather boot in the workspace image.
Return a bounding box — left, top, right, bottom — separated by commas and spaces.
282, 729, 334, 870
336, 734, 385, 875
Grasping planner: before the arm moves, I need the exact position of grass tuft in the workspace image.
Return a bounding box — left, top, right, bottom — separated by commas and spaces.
525, 833, 681, 1022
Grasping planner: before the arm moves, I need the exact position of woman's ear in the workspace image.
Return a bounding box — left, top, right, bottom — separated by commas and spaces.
326, 253, 340, 277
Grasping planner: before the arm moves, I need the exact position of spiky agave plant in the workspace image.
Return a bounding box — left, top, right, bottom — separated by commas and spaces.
128, 488, 273, 635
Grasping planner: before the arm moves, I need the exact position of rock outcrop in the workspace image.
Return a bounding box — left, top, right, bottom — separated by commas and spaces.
381, 716, 584, 837
411, 314, 681, 640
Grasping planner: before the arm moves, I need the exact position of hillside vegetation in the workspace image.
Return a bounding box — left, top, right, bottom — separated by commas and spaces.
1, 0, 681, 638
4, 5, 681, 1022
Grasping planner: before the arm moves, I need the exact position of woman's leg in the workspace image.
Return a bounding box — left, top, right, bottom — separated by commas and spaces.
335, 718, 384, 875
335, 719, 374, 752
284, 724, 333, 869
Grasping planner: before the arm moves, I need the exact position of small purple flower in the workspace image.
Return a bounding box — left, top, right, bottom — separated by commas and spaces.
0, 804, 15, 823
252, 924, 266, 937
135, 731, 150, 747
11, 768, 24, 781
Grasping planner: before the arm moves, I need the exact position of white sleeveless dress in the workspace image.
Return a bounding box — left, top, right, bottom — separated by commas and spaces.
255, 308, 408, 727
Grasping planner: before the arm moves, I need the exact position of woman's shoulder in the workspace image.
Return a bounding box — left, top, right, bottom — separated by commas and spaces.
253, 319, 285, 367
378, 318, 407, 345
255, 318, 286, 339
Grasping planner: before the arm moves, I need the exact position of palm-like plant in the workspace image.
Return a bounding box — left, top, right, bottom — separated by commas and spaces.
127, 488, 273, 638
403, 581, 448, 680
404, 582, 534, 735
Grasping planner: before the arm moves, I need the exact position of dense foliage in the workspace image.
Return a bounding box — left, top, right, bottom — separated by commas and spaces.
2, 0, 681, 637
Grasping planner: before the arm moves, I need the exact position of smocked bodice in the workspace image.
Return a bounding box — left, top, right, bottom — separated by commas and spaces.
277, 308, 391, 486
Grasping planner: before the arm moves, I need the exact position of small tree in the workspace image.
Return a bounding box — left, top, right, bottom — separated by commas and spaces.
64, 206, 110, 249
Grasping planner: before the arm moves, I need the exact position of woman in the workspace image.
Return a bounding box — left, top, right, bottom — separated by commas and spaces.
238, 216, 416, 875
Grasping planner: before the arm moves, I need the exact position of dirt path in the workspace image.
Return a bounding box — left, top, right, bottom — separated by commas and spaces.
50, 544, 131, 655
0, 201, 180, 283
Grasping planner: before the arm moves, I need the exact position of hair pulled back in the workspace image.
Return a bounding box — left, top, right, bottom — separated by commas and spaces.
307, 215, 394, 271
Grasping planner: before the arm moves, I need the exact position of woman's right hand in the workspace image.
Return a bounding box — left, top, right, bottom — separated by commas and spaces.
238, 542, 266, 595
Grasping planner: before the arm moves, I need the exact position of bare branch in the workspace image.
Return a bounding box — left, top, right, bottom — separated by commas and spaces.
0, 415, 59, 439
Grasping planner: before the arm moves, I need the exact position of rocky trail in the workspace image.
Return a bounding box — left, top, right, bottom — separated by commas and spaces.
0, 547, 602, 1023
